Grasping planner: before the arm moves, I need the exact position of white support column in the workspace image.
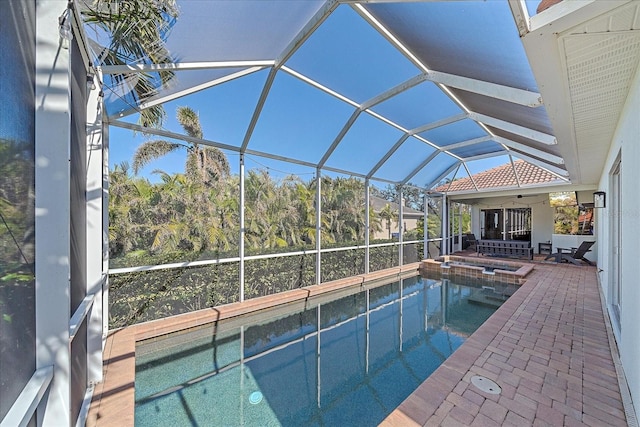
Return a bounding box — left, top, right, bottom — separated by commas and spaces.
399, 280, 403, 352
441, 195, 448, 255
315, 169, 322, 285
35, 2, 72, 424
365, 179, 370, 274
102, 120, 109, 345
239, 154, 245, 301
86, 72, 103, 385
458, 203, 463, 253
316, 304, 321, 408
398, 187, 404, 266
423, 194, 429, 259
365, 289, 370, 373
503, 208, 508, 240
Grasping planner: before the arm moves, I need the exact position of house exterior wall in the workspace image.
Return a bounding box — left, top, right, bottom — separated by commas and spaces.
469, 194, 554, 253
597, 60, 640, 421
371, 216, 420, 240
531, 198, 555, 252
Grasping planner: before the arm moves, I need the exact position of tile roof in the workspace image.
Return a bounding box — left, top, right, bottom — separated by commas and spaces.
435, 160, 561, 193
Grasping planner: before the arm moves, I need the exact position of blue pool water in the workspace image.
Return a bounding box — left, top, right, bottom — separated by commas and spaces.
135, 275, 515, 426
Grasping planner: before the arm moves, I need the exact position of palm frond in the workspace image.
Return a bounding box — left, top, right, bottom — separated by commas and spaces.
176, 106, 203, 139
82, 0, 179, 127
132, 140, 182, 174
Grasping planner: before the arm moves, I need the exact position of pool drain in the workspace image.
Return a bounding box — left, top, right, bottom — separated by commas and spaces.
249, 391, 263, 404
470, 375, 501, 395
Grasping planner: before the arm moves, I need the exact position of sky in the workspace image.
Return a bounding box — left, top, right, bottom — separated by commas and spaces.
104, 1, 535, 188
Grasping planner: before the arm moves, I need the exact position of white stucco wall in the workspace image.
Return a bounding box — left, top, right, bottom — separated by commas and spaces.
549, 234, 596, 263
531, 197, 555, 251
597, 61, 640, 421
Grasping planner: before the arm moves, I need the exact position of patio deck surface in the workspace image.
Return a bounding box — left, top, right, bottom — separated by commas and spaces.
89, 261, 630, 426
382, 261, 629, 427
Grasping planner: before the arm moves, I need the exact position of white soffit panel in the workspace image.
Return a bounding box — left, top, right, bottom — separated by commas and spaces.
564, 32, 640, 182
560, 0, 640, 184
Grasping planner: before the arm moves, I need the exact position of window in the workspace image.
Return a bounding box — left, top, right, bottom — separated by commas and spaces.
0, 1, 36, 421
480, 208, 531, 240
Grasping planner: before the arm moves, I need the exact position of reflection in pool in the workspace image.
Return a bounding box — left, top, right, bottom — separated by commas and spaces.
135, 275, 516, 426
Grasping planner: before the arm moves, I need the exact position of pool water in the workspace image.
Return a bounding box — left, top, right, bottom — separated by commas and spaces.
135, 275, 515, 426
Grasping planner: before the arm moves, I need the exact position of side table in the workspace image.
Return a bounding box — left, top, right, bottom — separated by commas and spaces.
538, 242, 552, 255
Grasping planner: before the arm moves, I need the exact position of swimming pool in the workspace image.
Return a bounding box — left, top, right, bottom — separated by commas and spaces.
134, 275, 515, 426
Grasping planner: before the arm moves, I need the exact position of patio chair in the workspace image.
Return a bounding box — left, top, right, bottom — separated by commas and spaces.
544, 241, 595, 265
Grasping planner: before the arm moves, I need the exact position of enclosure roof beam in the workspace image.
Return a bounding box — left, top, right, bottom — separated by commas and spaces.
241, 2, 338, 153
440, 136, 492, 152
508, 0, 532, 37
426, 162, 462, 190
494, 136, 564, 165
110, 66, 266, 120
99, 60, 276, 74
400, 150, 440, 185
462, 162, 479, 191
367, 134, 410, 179
509, 154, 522, 187
318, 109, 362, 168
409, 113, 468, 135
510, 152, 570, 179
469, 111, 557, 145
425, 70, 542, 107
360, 73, 428, 110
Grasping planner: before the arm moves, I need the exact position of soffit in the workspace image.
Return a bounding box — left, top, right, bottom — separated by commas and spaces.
524, 0, 640, 187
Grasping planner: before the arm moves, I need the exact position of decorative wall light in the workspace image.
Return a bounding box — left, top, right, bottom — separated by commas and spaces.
87, 72, 96, 91
593, 191, 606, 208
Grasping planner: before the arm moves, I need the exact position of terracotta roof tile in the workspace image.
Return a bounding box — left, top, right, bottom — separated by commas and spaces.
434, 160, 561, 192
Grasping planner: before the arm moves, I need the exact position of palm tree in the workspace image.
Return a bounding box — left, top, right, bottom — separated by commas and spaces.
108, 162, 156, 257
245, 170, 295, 249
132, 106, 230, 187
82, 0, 180, 127
378, 203, 398, 240
321, 177, 367, 243
295, 180, 319, 245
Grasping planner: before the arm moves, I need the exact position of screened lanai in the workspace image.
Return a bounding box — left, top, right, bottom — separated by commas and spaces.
7, 1, 640, 426
74, 0, 578, 327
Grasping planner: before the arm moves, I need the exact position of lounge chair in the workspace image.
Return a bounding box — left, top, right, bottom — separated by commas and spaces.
544, 241, 595, 265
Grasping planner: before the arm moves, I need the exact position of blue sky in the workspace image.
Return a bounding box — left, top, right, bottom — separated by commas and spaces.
106, 2, 524, 188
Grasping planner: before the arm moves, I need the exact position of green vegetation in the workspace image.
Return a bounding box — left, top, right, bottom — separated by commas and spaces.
0, 138, 35, 332
108, 110, 445, 328
553, 206, 593, 235
549, 191, 593, 235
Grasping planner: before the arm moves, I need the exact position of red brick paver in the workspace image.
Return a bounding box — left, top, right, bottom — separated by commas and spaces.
382, 263, 628, 426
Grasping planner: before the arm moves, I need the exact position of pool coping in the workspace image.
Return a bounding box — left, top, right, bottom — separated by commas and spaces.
421, 255, 533, 285
87, 262, 422, 426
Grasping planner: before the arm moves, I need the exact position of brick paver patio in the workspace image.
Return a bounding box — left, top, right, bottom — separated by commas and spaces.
90, 261, 630, 426
382, 262, 629, 426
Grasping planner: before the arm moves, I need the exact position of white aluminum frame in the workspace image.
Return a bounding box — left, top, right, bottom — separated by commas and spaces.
35, 2, 73, 424
0, 367, 54, 427
86, 70, 105, 387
